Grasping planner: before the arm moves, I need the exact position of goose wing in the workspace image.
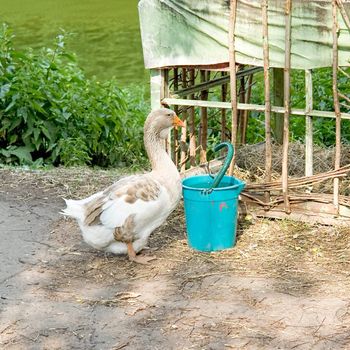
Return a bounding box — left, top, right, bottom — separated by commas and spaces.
83, 175, 169, 230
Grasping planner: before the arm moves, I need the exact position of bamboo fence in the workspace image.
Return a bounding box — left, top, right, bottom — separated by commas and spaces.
157, 0, 350, 224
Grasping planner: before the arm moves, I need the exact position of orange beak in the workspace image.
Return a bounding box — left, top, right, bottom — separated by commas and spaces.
173, 115, 185, 128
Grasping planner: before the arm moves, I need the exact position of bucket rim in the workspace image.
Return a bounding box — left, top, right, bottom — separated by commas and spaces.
182, 174, 245, 192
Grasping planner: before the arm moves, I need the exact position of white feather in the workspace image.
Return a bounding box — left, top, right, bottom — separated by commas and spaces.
105, 237, 148, 255
78, 222, 114, 250
61, 191, 103, 222
100, 185, 170, 229
76, 185, 173, 251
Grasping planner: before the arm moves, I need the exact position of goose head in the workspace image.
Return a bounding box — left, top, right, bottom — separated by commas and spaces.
144, 108, 185, 140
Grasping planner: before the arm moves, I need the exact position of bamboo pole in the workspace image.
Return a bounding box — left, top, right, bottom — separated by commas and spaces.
339, 67, 350, 79
200, 70, 209, 163
333, 0, 341, 212
305, 69, 313, 179
241, 73, 253, 144
180, 68, 188, 172
305, 69, 313, 194
336, 0, 350, 30
282, 0, 292, 213
246, 164, 350, 192
272, 68, 285, 144
189, 69, 196, 167
163, 69, 172, 155
262, 0, 272, 205
238, 74, 246, 144
340, 102, 350, 110
174, 66, 262, 98
339, 92, 350, 104
228, 0, 238, 176
305, 69, 314, 193
162, 98, 350, 120
221, 72, 228, 144
173, 68, 179, 166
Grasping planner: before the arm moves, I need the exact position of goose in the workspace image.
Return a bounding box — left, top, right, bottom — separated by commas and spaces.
62, 108, 184, 264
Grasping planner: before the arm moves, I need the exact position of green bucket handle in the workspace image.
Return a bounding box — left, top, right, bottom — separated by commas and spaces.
202, 142, 234, 194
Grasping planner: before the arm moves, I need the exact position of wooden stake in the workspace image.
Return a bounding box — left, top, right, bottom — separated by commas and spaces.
262, 0, 272, 205
333, 0, 341, 212
189, 69, 196, 167
180, 68, 188, 172
282, 0, 292, 213
229, 0, 238, 176
200, 70, 208, 163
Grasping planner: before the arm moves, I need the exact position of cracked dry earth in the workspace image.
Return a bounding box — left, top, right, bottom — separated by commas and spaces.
1, 169, 350, 350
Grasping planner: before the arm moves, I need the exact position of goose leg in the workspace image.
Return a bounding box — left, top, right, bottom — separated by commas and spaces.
127, 242, 156, 265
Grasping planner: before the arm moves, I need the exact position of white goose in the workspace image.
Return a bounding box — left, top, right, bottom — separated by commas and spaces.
62, 108, 184, 264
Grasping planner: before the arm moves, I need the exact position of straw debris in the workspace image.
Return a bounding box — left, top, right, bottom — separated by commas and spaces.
1, 158, 350, 295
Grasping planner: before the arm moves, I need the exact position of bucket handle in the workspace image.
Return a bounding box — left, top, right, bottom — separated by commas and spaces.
203, 142, 234, 194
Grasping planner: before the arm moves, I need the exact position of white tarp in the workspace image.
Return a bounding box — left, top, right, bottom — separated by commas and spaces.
138, 0, 350, 69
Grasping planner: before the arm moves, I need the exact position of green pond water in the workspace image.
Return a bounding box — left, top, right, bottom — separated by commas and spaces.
1, 0, 148, 87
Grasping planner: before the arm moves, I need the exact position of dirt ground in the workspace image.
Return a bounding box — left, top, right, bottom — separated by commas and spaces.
1, 167, 350, 350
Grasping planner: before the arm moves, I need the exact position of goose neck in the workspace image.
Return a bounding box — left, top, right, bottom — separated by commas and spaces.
144, 132, 174, 171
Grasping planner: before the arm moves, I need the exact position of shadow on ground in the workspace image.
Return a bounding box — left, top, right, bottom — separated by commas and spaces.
1, 168, 350, 349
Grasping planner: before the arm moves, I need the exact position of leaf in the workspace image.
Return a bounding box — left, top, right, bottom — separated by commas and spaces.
8, 117, 21, 132
41, 126, 51, 140
9, 134, 17, 144
30, 100, 47, 115
0, 145, 33, 163
4, 99, 16, 112
0, 118, 11, 131
32, 157, 43, 167
17, 106, 28, 122
34, 127, 40, 142
62, 111, 71, 120
0, 83, 11, 99
61, 52, 76, 62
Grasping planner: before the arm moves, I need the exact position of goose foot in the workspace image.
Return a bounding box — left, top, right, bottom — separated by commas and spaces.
130, 254, 157, 265
127, 242, 156, 265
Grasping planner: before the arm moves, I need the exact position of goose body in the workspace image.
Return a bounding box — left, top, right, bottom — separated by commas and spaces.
62, 108, 184, 263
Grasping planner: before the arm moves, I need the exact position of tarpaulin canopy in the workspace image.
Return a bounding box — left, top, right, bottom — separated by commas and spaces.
138, 0, 350, 70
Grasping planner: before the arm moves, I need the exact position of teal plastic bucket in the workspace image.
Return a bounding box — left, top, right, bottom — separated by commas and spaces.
182, 175, 245, 252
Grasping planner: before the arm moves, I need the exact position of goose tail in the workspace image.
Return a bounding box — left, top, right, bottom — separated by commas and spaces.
61, 191, 104, 222
61, 199, 86, 222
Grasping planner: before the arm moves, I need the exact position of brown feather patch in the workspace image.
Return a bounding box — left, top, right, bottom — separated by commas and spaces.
123, 179, 160, 203
83, 177, 161, 226
112, 178, 161, 204
114, 214, 136, 243
125, 195, 137, 204
84, 195, 107, 226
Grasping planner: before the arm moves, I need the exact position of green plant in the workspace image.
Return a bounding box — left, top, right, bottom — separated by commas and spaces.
247, 68, 350, 146
201, 66, 350, 151
0, 24, 149, 167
